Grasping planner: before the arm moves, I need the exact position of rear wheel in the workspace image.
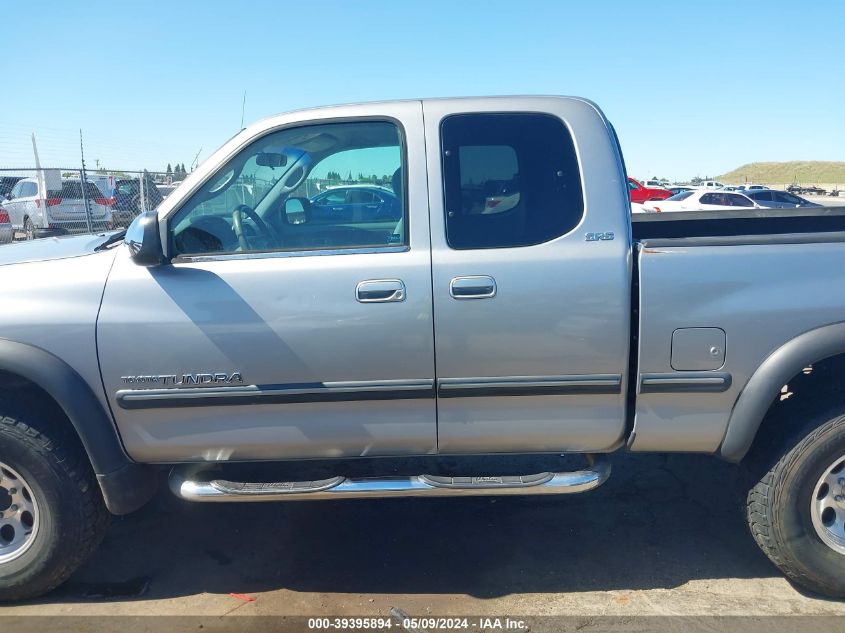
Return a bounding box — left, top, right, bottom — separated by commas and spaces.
745, 409, 845, 597
23, 217, 34, 241
0, 405, 110, 601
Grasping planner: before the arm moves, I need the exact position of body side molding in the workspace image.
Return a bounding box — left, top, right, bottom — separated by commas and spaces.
720, 321, 845, 462
639, 372, 732, 393
116, 379, 436, 409
437, 374, 622, 398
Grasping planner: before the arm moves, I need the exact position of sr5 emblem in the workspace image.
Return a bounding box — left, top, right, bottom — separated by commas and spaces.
585, 231, 615, 241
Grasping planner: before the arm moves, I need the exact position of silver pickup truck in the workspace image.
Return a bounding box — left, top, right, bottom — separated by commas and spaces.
2, 96, 845, 600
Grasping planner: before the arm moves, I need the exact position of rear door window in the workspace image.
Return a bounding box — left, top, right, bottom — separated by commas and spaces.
774, 191, 803, 204
441, 113, 584, 249
727, 194, 754, 207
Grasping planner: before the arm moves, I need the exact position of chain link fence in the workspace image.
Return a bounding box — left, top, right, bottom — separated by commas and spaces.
0, 121, 199, 244
0, 167, 178, 243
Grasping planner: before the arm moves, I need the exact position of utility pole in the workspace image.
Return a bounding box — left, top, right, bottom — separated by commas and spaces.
240, 91, 247, 131
191, 148, 202, 172
79, 130, 93, 234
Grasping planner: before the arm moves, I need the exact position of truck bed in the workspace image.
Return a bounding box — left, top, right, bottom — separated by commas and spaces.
632, 205, 845, 242
631, 206, 845, 454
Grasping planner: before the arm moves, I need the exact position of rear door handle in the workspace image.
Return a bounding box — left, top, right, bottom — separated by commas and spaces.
450, 275, 497, 299
356, 279, 406, 303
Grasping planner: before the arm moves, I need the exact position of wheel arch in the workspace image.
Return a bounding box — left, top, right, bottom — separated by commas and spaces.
0, 338, 157, 514
720, 321, 845, 462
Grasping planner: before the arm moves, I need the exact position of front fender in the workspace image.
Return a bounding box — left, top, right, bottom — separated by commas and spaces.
720, 321, 845, 462
0, 338, 157, 514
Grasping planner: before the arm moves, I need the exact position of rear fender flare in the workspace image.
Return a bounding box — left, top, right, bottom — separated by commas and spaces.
720, 321, 845, 462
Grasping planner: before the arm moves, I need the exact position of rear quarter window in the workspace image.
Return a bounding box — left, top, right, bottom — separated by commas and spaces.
441, 112, 584, 250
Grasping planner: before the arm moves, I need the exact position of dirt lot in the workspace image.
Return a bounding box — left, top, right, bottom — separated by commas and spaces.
3, 452, 845, 621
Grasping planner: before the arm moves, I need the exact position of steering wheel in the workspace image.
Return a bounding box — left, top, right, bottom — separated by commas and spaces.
232, 204, 274, 251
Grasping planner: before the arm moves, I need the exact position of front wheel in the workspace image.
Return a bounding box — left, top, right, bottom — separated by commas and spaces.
0, 405, 110, 601
745, 409, 845, 597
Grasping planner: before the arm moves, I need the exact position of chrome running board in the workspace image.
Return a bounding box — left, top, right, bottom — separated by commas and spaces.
169, 455, 611, 502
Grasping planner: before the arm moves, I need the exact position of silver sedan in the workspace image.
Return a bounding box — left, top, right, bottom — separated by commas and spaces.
744, 189, 823, 209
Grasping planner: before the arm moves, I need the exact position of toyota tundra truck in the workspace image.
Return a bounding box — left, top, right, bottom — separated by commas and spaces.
2, 96, 845, 600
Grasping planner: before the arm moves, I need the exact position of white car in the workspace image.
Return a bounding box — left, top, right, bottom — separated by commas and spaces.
643, 179, 670, 189
3, 178, 112, 240
642, 189, 759, 212
630, 202, 654, 214
695, 180, 726, 189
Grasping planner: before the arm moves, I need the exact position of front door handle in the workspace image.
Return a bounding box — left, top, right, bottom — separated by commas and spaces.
356, 279, 406, 303
450, 275, 497, 299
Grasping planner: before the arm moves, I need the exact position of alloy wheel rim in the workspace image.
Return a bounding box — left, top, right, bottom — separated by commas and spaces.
810, 455, 845, 555
0, 462, 39, 564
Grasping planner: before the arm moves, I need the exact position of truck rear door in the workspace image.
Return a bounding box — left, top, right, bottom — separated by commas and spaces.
422, 97, 632, 453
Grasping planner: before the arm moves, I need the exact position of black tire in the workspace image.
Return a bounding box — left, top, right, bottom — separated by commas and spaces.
744, 408, 845, 597
0, 403, 110, 601
23, 217, 34, 241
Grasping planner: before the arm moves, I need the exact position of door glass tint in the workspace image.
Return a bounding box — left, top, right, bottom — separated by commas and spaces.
170, 120, 406, 256
441, 113, 583, 249
727, 194, 753, 207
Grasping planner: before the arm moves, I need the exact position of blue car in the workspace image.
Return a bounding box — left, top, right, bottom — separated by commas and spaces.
310, 185, 401, 223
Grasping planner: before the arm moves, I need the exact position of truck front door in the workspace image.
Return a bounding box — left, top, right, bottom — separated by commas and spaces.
98, 102, 437, 463
423, 98, 632, 453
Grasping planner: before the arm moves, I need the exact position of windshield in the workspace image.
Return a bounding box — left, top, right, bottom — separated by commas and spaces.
666, 191, 694, 201
48, 181, 103, 199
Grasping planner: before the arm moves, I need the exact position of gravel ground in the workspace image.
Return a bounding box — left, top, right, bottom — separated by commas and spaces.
3, 452, 845, 619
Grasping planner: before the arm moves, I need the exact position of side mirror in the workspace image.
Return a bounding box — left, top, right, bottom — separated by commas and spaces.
283, 197, 310, 225
5, 193, 12, 201
125, 211, 164, 266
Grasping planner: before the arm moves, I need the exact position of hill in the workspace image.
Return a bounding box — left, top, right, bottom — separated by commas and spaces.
717, 161, 845, 185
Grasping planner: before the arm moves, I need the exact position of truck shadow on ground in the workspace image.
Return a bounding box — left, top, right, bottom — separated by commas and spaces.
51, 453, 779, 602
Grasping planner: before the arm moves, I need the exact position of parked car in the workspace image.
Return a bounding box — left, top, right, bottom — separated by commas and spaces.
108, 176, 164, 228
744, 189, 823, 209
695, 180, 725, 189
310, 185, 401, 222
156, 184, 178, 199
0, 204, 12, 244
643, 179, 670, 189
643, 189, 758, 212
0, 176, 23, 199
736, 184, 767, 191
627, 177, 672, 204
5, 96, 845, 602
788, 184, 827, 196
3, 178, 111, 239
667, 185, 694, 196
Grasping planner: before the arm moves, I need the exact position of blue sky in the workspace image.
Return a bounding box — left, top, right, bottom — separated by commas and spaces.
1, 0, 842, 181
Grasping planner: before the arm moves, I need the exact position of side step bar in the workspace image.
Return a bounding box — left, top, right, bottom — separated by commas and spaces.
169, 455, 611, 502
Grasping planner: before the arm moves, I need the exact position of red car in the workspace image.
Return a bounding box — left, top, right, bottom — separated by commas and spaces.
628, 177, 672, 204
